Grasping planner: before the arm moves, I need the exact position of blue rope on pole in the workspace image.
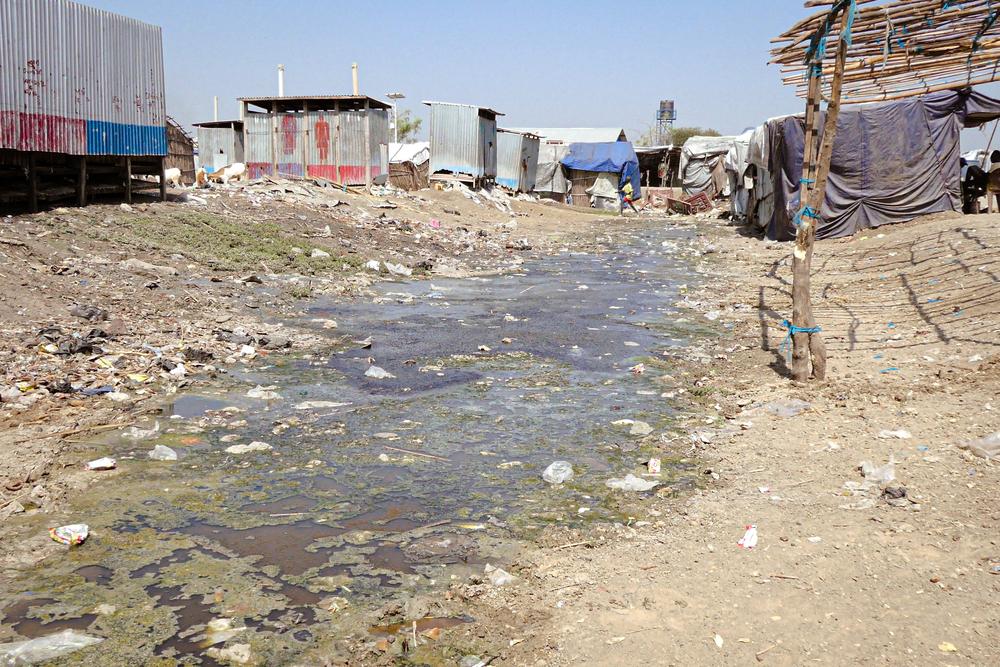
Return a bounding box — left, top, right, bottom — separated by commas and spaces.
793, 206, 821, 228
779, 319, 823, 363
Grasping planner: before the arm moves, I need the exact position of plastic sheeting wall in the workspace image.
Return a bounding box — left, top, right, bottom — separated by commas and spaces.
244, 108, 389, 184
0, 0, 167, 156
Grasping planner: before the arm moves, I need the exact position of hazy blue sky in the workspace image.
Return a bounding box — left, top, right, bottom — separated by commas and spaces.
87, 0, 998, 148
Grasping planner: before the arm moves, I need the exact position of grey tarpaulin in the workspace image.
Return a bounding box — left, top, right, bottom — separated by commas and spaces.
724, 131, 754, 218
535, 143, 570, 196
766, 88, 1000, 241
680, 135, 737, 196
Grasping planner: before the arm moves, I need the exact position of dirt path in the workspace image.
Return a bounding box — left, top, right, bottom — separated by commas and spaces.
481, 212, 1000, 666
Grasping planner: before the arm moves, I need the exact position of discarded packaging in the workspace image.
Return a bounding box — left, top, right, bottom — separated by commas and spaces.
484, 563, 515, 586
737, 524, 758, 549
85, 457, 116, 471
647, 457, 662, 475
606, 474, 660, 492
860, 459, 896, 484
0, 629, 103, 664
293, 401, 349, 410
121, 421, 160, 441
49, 524, 89, 546
877, 429, 912, 440
148, 445, 178, 461
542, 461, 574, 485
247, 385, 282, 400
365, 366, 395, 380
959, 432, 1000, 460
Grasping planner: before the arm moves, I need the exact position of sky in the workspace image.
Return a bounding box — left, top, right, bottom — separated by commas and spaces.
86, 0, 998, 148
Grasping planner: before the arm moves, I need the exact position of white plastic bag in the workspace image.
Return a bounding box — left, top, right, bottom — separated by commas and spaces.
0, 629, 103, 664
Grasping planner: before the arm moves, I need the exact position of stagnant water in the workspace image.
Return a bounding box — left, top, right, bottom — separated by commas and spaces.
0, 223, 713, 664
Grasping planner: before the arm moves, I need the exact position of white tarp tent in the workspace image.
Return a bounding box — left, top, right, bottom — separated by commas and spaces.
679, 135, 737, 196
723, 131, 754, 219
389, 142, 430, 165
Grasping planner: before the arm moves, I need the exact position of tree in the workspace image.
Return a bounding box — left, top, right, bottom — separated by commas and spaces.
636, 125, 720, 148
395, 110, 422, 142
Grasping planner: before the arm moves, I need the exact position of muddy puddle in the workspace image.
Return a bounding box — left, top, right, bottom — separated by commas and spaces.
0, 223, 713, 664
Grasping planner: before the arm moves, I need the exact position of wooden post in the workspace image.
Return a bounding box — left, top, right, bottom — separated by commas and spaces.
27, 153, 38, 213
159, 157, 167, 202
791, 28, 848, 381
302, 101, 310, 179
271, 100, 279, 177
125, 157, 133, 203
363, 98, 372, 189
77, 157, 87, 207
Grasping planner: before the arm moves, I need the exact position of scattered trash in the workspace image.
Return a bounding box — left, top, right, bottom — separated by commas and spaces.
860, 459, 896, 484
647, 457, 662, 475
0, 629, 103, 664
611, 419, 653, 436
246, 385, 282, 400
542, 461, 574, 485
737, 525, 758, 549
68, 304, 108, 322
959, 432, 1000, 460
759, 398, 811, 417
384, 262, 412, 277
877, 429, 912, 440
293, 401, 349, 410
605, 474, 660, 492
225, 441, 273, 454
938, 642, 958, 653
85, 457, 116, 471
310, 248, 331, 258
121, 421, 160, 441
365, 260, 381, 272
807, 536, 822, 543
148, 445, 178, 461
49, 524, 89, 546
80, 386, 114, 397
629, 363, 645, 375
365, 365, 395, 380
484, 563, 515, 586
121, 257, 178, 277
714, 634, 724, 648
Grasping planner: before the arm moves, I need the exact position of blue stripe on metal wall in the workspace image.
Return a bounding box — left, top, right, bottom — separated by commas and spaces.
86, 121, 168, 156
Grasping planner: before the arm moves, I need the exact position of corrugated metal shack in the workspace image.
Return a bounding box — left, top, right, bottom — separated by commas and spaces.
239, 95, 390, 187
193, 120, 245, 172
0, 0, 168, 210
423, 101, 502, 187
496, 129, 539, 193
166, 117, 195, 185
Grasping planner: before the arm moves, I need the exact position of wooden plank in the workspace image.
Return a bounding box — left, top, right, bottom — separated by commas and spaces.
159, 157, 167, 202
125, 157, 133, 203
77, 157, 87, 207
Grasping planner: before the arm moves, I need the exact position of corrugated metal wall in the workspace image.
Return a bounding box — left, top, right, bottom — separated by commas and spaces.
0, 0, 167, 156
197, 126, 244, 171
245, 107, 388, 185
429, 103, 484, 178
497, 132, 538, 192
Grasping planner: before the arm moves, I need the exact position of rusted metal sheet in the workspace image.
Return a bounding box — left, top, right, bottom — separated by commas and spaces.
426, 102, 499, 180
244, 112, 273, 179
0, 0, 166, 156
497, 130, 539, 192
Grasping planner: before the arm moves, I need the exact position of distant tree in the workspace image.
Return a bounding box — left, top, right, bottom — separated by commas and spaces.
636, 124, 720, 147
396, 110, 422, 142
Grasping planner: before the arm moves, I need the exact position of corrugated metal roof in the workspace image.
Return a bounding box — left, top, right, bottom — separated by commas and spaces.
507, 128, 627, 144
422, 101, 504, 118
193, 120, 244, 129
499, 128, 540, 139
239, 95, 391, 111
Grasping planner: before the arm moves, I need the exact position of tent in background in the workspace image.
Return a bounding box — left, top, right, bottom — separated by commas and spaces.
535, 143, 571, 202
723, 131, 754, 219
765, 88, 1000, 240
388, 142, 430, 191
560, 142, 640, 210
680, 135, 737, 196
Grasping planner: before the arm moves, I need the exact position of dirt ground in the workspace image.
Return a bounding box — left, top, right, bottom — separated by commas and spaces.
2, 184, 998, 665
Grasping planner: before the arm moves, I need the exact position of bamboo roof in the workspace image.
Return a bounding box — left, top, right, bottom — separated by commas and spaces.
771, 0, 1000, 104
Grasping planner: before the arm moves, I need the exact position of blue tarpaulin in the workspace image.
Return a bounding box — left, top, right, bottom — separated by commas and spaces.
561, 142, 641, 198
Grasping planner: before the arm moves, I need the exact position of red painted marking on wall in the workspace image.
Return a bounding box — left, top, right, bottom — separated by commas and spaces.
0, 112, 86, 153
314, 116, 331, 162
306, 164, 379, 185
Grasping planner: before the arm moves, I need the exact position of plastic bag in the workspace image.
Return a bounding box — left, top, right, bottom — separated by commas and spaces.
148, 445, 178, 461
860, 459, 895, 484
0, 629, 103, 665
542, 461, 574, 485
960, 432, 1000, 460
605, 474, 659, 492
49, 524, 89, 546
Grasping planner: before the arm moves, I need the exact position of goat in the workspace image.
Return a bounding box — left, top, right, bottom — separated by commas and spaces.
206, 163, 247, 185
163, 167, 182, 188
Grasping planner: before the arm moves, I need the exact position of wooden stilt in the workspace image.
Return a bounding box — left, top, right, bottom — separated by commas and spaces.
27, 153, 39, 213
159, 157, 167, 202
125, 157, 133, 204
77, 157, 87, 207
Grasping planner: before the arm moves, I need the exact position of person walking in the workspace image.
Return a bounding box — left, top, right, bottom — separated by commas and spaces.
620, 179, 638, 215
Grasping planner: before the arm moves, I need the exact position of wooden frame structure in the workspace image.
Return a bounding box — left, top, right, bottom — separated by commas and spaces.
770, 0, 1000, 381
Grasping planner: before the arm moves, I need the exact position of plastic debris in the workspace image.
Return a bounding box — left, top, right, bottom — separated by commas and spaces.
714, 634, 724, 648
365, 366, 395, 379
542, 461, 574, 485
860, 459, 896, 484
611, 419, 653, 436
760, 399, 811, 417
148, 445, 178, 461
121, 421, 160, 441
293, 401, 349, 410
877, 429, 912, 440
0, 629, 103, 664
384, 262, 412, 277
938, 642, 958, 653
605, 474, 660, 492
484, 563, 515, 586
246, 385, 282, 400
365, 260, 381, 272
647, 457, 662, 475
85, 457, 116, 471
629, 363, 645, 375
225, 441, 272, 454
959, 432, 1000, 460
49, 524, 89, 546
310, 248, 331, 258
737, 525, 758, 549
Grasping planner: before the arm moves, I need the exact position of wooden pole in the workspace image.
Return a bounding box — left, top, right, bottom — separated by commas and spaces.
125, 157, 133, 204
27, 153, 38, 213
791, 19, 849, 381
77, 157, 87, 207
159, 156, 167, 202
